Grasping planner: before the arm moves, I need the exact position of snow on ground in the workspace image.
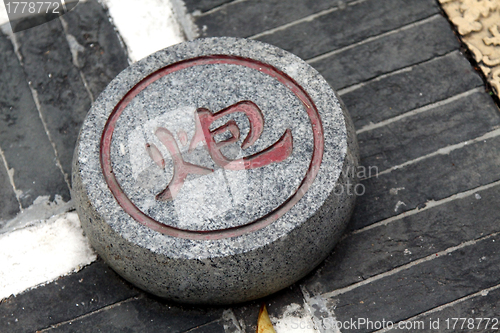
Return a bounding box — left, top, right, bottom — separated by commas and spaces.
0, 212, 96, 300
0, 1, 8, 26
271, 303, 320, 333
100, 0, 185, 62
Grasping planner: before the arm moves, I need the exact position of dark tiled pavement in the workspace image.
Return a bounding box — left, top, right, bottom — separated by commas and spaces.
0, 0, 128, 228
0, 28, 69, 210
1, 0, 500, 332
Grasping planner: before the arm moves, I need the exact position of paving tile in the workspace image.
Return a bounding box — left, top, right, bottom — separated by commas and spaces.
351, 132, 500, 230
391, 287, 500, 333
195, 0, 344, 39
184, 320, 226, 333
230, 304, 260, 332
15, 18, 92, 179
358, 91, 500, 171
256, 0, 440, 60
341, 51, 484, 129
62, 0, 129, 99
43, 296, 223, 333
310, 15, 460, 90
0, 1, 494, 332
0, 31, 69, 209
324, 234, 500, 333
183, 0, 233, 13
303, 183, 500, 296
0, 260, 139, 333
0, 162, 19, 224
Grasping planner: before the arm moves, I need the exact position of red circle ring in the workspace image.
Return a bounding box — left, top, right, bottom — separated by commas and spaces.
100, 55, 324, 240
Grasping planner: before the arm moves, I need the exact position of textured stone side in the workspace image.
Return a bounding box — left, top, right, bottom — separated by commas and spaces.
72, 37, 359, 304
72, 126, 358, 304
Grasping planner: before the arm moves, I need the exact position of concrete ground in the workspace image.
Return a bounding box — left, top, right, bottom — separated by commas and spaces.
1, 0, 500, 332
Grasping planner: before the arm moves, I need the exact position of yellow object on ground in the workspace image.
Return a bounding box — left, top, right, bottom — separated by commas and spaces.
257, 304, 276, 333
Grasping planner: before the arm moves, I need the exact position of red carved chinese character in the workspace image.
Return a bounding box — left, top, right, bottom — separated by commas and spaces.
190, 101, 293, 170
147, 128, 213, 201
147, 101, 293, 201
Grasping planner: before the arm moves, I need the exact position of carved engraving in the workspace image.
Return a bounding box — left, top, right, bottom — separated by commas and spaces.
147, 101, 293, 201
149, 128, 213, 201
439, 0, 500, 95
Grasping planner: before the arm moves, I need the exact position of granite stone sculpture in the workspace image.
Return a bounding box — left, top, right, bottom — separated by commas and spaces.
72, 37, 359, 304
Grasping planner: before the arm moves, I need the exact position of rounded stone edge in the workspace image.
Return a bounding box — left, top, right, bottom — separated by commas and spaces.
72, 132, 358, 304
71, 37, 359, 304
75, 37, 351, 258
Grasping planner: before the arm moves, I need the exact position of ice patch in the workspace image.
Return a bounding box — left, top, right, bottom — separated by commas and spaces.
1, 195, 74, 234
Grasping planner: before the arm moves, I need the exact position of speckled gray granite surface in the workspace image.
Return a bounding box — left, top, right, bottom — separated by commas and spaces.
113, 64, 312, 231
72, 37, 358, 304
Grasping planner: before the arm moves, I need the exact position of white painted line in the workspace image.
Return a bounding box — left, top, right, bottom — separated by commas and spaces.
0, 212, 96, 301
100, 0, 185, 62
320, 231, 500, 299
169, 0, 198, 40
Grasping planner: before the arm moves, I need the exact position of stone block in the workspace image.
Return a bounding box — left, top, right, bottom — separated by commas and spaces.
72, 37, 358, 304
